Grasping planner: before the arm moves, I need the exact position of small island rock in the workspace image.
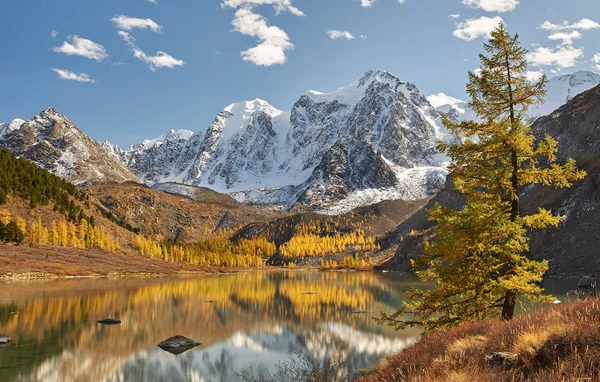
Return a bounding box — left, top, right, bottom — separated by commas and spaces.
158, 335, 201, 349
97, 318, 121, 325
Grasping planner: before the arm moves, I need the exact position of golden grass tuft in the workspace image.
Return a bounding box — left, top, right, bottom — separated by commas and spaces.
447, 335, 488, 355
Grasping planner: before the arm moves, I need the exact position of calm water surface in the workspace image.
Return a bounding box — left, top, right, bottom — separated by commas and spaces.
0, 271, 430, 382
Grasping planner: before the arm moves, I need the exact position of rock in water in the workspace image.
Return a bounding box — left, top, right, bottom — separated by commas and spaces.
97, 318, 121, 325
0, 335, 12, 344
158, 335, 201, 355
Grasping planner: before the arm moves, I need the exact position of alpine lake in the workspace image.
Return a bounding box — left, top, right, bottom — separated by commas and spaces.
0, 270, 575, 382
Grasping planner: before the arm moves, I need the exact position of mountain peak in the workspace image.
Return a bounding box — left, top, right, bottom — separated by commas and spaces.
222, 99, 284, 119
40, 107, 60, 118
140, 129, 194, 148
305, 70, 404, 107
0, 110, 140, 185
0, 118, 26, 139
358, 70, 403, 87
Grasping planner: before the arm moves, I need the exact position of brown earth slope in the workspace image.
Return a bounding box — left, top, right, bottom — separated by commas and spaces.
85, 182, 280, 242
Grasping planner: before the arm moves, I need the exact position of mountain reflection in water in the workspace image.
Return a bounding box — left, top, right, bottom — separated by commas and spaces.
0, 271, 423, 381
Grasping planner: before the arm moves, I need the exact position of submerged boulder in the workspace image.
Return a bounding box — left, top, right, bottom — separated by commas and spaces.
158, 335, 201, 355
0, 335, 12, 344
97, 318, 121, 325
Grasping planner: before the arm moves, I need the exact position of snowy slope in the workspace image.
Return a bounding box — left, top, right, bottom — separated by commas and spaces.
427, 93, 479, 122
430, 71, 600, 123
0, 119, 26, 139
107, 70, 452, 212
528, 70, 600, 120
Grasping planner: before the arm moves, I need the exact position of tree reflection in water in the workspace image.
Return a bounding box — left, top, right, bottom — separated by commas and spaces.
0, 271, 423, 381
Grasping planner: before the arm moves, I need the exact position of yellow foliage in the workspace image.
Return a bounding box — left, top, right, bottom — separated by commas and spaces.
25, 216, 121, 253
0, 209, 11, 225
132, 233, 275, 267
280, 224, 377, 259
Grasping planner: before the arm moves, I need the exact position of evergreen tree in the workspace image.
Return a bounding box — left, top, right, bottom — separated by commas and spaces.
377, 23, 586, 332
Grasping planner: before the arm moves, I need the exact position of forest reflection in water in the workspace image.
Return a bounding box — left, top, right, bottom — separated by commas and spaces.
0, 271, 424, 382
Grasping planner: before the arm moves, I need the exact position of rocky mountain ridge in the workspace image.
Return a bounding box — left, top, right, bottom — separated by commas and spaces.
106, 70, 451, 213
0, 108, 140, 185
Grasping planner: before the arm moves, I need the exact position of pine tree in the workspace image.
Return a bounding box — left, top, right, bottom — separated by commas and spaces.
376, 23, 586, 332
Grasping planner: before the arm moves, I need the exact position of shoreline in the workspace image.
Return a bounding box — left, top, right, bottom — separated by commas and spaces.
0, 244, 238, 281
0, 244, 585, 282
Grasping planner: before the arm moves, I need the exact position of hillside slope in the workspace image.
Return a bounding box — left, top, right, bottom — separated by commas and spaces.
363, 298, 600, 382
85, 182, 280, 242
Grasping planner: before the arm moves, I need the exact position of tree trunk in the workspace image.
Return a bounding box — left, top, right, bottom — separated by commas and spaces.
501, 291, 516, 320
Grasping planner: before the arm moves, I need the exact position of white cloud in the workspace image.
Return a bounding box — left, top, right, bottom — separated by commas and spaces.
221, 0, 305, 16
539, 18, 600, 31
593, 53, 600, 71
427, 92, 464, 108
111, 15, 163, 32
526, 70, 544, 82
327, 30, 355, 40
53, 35, 108, 62
462, 0, 518, 12
231, 8, 293, 66
360, 0, 406, 7
222, 0, 304, 66
147, 0, 158, 4
532, 19, 597, 72
51, 30, 58, 39
453, 16, 503, 41
51, 68, 96, 83
547, 31, 581, 45
527, 45, 583, 68
449, 14, 461, 19
118, 31, 185, 71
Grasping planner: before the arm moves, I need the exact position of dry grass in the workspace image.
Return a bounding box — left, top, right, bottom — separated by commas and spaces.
362, 298, 600, 382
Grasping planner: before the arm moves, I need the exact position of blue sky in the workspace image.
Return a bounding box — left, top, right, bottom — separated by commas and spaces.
1, 0, 600, 147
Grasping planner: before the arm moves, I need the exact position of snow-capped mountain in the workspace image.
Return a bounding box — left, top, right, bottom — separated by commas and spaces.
528, 70, 600, 120
429, 70, 600, 123
426, 93, 478, 122
0, 108, 140, 185
0, 119, 26, 139
109, 70, 451, 212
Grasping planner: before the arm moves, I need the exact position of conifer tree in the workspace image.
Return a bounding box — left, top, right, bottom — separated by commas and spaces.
376, 23, 586, 332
